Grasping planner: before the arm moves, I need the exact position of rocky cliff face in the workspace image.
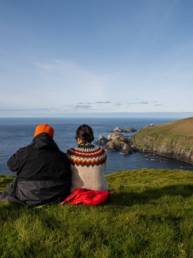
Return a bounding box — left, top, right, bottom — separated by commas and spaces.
131, 117, 193, 164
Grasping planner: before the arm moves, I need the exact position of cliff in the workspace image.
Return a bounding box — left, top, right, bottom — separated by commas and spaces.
131, 117, 193, 164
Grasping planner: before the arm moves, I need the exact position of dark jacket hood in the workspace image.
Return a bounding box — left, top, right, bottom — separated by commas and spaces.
32, 133, 59, 150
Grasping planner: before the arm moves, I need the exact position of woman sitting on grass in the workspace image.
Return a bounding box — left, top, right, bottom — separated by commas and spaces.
67, 124, 108, 191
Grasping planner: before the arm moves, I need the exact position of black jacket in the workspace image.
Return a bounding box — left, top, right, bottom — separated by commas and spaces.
6, 133, 71, 206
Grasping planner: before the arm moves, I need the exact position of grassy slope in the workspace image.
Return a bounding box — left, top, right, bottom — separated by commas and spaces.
1, 169, 193, 258
131, 117, 193, 164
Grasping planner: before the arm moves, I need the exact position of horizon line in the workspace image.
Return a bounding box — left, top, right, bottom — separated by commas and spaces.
0, 112, 193, 119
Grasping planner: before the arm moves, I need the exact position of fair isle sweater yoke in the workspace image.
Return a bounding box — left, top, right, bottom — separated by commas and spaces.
67, 144, 107, 190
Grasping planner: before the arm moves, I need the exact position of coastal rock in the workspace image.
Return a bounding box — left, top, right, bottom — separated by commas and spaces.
97, 132, 133, 155
107, 132, 125, 142
96, 136, 109, 146
113, 127, 122, 133
112, 127, 137, 133
122, 143, 132, 154
122, 128, 137, 133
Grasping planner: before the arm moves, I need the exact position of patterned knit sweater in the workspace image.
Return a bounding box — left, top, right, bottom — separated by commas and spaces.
67, 144, 107, 191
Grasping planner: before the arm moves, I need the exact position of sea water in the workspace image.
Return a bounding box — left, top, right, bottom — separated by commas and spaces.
0, 117, 193, 175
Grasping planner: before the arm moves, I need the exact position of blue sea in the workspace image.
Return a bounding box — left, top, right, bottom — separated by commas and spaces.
0, 117, 193, 175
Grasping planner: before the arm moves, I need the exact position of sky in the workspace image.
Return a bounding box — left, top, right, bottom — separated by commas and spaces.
0, 0, 193, 117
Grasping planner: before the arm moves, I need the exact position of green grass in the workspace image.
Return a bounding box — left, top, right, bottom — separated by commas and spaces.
1, 169, 193, 258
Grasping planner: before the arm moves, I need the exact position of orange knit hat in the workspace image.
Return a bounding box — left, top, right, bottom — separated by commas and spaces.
34, 124, 54, 138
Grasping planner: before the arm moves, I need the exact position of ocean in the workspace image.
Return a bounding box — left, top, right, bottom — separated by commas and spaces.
0, 117, 193, 175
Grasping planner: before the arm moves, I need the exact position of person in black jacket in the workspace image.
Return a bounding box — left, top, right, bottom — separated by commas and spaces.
0, 124, 71, 206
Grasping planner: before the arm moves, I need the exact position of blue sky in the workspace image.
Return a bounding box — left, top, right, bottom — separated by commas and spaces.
0, 0, 193, 117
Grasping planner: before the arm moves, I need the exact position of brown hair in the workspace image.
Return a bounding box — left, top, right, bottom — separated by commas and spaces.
76, 124, 94, 144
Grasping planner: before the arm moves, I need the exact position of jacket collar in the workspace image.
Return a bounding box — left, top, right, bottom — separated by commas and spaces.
32, 133, 58, 150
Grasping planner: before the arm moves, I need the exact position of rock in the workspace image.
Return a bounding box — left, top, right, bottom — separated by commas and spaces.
112, 127, 137, 133
106, 132, 133, 154
122, 128, 137, 133
113, 127, 122, 133
106, 141, 132, 154
106, 141, 116, 151
107, 132, 126, 142
97, 131, 134, 155
96, 136, 108, 146
121, 143, 132, 155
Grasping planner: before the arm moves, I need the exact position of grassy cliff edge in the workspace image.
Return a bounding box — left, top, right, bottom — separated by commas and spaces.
1, 169, 193, 258
131, 117, 193, 164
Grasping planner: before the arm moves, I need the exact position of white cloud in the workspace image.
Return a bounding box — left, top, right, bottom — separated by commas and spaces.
33, 59, 109, 105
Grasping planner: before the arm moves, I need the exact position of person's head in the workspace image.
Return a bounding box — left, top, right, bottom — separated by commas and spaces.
33, 124, 54, 139
76, 124, 94, 145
